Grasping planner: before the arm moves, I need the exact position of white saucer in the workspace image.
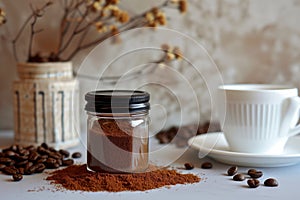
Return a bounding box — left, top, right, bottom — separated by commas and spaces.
188, 132, 300, 167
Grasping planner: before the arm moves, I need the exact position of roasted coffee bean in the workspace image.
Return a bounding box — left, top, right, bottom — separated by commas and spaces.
16, 145, 24, 152
49, 152, 62, 160
48, 147, 57, 152
24, 162, 33, 170
0, 152, 5, 157
47, 162, 60, 169
18, 168, 25, 175
247, 179, 260, 188
233, 173, 245, 181
157, 135, 170, 144
5, 150, 17, 157
15, 160, 29, 167
184, 162, 194, 170
37, 146, 51, 155
10, 144, 18, 152
0, 164, 6, 171
53, 163, 60, 168
227, 166, 238, 176
27, 164, 40, 174
0, 157, 13, 165
26, 167, 36, 174
28, 152, 39, 162
247, 169, 257, 175
18, 149, 30, 156
34, 163, 46, 173
40, 155, 49, 159
250, 172, 263, 179
2, 147, 10, 153
36, 146, 44, 154
56, 159, 63, 166
62, 159, 74, 166
201, 162, 213, 169
160, 136, 170, 144
25, 145, 35, 151
24, 162, 34, 175
72, 152, 82, 159
264, 178, 278, 187
12, 173, 23, 181
41, 143, 49, 149
6, 160, 15, 166
59, 149, 70, 158
3, 166, 19, 175
46, 158, 57, 165
24, 169, 33, 175
14, 155, 29, 162
36, 157, 47, 164
249, 170, 263, 179
24, 165, 34, 175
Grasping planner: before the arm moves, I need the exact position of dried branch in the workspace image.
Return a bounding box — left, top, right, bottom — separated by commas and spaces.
75, 44, 183, 84
78, 25, 90, 46
57, 7, 89, 55
65, 0, 174, 60
12, 15, 33, 61
57, 2, 72, 53
28, 14, 38, 61
12, 1, 53, 61
12, 0, 187, 62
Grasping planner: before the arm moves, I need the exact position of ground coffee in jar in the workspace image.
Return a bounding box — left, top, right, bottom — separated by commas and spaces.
85, 90, 150, 173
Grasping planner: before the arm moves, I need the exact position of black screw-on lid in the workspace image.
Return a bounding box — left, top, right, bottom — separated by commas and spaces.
85, 90, 150, 113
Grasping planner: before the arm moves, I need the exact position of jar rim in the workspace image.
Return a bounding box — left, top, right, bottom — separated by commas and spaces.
85, 90, 150, 113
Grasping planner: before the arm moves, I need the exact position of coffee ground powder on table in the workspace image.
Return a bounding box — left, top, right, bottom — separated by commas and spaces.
46, 164, 200, 192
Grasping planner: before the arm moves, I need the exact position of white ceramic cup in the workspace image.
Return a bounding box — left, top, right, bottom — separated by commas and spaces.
218, 84, 300, 154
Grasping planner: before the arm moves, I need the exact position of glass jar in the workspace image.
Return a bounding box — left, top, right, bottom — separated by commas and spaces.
85, 90, 150, 173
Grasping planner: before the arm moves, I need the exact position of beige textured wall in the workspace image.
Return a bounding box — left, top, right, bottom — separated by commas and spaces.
1, 0, 300, 130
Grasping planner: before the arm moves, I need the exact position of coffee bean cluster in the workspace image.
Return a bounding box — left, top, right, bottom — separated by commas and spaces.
0, 143, 81, 182
226, 166, 278, 188
155, 122, 221, 148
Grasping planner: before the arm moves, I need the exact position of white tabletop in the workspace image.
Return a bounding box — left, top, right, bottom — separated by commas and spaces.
1, 130, 300, 200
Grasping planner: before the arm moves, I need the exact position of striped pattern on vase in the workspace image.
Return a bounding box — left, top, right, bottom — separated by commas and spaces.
13, 62, 80, 149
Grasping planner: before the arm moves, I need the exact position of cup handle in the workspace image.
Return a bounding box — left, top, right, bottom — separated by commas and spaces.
286, 96, 300, 137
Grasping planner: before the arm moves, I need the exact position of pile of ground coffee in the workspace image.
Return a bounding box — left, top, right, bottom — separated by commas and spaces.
46, 164, 200, 192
